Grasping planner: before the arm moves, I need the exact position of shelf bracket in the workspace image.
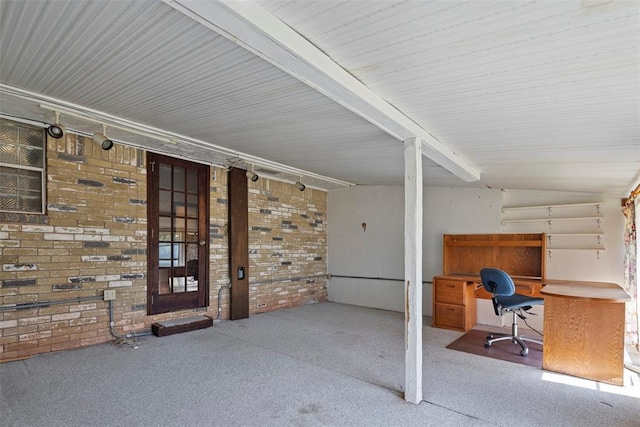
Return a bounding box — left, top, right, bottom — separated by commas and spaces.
548, 235, 552, 245
597, 218, 602, 229
547, 220, 553, 230
597, 235, 602, 245
548, 207, 553, 217
597, 250, 602, 259
548, 249, 552, 259
596, 204, 601, 215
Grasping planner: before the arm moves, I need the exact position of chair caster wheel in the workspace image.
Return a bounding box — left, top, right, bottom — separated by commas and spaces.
486, 334, 494, 340
484, 343, 491, 348
520, 349, 529, 357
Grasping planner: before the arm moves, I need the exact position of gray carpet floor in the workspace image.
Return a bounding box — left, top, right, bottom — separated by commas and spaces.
1, 302, 639, 426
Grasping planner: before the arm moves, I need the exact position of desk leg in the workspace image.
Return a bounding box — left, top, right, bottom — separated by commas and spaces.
542, 296, 625, 386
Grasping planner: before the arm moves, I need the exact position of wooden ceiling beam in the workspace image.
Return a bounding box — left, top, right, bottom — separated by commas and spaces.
164, 0, 481, 183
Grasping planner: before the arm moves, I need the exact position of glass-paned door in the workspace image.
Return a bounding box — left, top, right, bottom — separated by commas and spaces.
147, 153, 209, 314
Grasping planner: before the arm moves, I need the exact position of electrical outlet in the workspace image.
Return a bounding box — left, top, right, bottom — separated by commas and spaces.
103, 289, 116, 301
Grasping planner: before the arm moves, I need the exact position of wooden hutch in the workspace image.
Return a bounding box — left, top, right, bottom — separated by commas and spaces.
432, 233, 546, 332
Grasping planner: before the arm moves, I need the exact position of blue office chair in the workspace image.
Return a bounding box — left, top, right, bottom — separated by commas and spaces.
480, 268, 543, 356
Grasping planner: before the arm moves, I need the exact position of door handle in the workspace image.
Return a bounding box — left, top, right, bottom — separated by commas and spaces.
199, 240, 206, 246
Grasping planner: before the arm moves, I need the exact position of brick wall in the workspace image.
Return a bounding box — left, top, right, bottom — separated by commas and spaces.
248, 180, 327, 314
0, 131, 327, 361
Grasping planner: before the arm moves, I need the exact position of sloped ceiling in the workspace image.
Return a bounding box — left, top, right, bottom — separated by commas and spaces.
1, 0, 638, 195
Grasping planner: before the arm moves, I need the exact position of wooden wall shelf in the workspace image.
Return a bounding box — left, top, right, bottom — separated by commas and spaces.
502, 216, 602, 223
502, 202, 601, 212
501, 202, 605, 253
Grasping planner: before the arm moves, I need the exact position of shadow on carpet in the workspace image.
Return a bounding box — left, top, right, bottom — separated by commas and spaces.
446, 329, 542, 368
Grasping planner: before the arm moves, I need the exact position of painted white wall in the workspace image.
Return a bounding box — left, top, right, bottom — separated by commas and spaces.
327, 185, 626, 332
423, 187, 503, 280
327, 185, 502, 314
502, 190, 625, 284
424, 187, 503, 329
327, 186, 405, 312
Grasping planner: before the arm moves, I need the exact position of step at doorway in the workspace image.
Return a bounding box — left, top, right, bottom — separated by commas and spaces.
151, 315, 213, 337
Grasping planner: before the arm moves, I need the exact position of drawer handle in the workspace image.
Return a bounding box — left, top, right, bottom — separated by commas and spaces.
446, 308, 455, 311
446, 284, 455, 288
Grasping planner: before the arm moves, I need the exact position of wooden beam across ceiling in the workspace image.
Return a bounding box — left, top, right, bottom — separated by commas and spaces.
163, 0, 481, 183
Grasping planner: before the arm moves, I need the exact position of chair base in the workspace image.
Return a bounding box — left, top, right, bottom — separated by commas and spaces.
484, 312, 542, 357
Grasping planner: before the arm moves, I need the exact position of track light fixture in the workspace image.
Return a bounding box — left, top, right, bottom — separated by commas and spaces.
47, 112, 66, 139
246, 165, 259, 182
93, 124, 113, 150
294, 179, 305, 192
35, 102, 354, 189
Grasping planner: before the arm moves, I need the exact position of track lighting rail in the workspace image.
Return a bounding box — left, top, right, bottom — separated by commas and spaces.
0, 84, 353, 190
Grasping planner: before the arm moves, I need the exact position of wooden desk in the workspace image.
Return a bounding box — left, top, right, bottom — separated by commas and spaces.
433, 274, 544, 331
541, 280, 630, 386
434, 233, 546, 331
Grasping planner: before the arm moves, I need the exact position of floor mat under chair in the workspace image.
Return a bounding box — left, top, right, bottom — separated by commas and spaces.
446, 329, 543, 368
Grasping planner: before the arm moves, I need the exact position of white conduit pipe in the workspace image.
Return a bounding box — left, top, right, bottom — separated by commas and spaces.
108, 299, 153, 339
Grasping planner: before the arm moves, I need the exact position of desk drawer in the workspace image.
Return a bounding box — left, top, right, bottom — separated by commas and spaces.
434, 303, 465, 331
476, 282, 543, 299
435, 279, 465, 304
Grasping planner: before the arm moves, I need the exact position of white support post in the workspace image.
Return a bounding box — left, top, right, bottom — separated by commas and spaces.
404, 137, 423, 404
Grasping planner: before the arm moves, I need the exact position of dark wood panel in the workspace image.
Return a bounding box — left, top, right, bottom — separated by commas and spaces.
228, 167, 249, 320
147, 153, 160, 313
151, 292, 203, 314
197, 161, 211, 308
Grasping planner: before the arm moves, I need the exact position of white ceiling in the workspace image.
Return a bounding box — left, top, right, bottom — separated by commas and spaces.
1, 0, 638, 195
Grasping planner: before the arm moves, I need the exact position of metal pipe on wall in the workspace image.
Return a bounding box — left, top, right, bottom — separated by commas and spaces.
0, 295, 103, 312
329, 274, 433, 285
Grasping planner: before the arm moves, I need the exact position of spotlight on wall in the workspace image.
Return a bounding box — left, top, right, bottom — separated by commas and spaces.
47, 112, 66, 139
246, 165, 259, 182
93, 124, 113, 150
294, 179, 306, 192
